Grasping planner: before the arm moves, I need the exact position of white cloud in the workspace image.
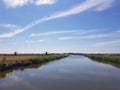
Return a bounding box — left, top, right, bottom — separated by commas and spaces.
25, 40, 36, 43
0, 24, 22, 38
93, 40, 120, 47
82, 34, 109, 39
83, 30, 120, 39
35, 0, 57, 5
94, 0, 115, 11
47, 0, 115, 19
25, 39, 44, 43
31, 30, 78, 36
0, 24, 20, 30
59, 37, 79, 40
76, 30, 98, 35
0, 0, 115, 38
38, 39, 44, 42
58, 30, 120, 40
31, 29, 96, 37
3, 0, 114, 9
3, 0, 32, 8
3, 0, 57, 8
0, 28, 26, 38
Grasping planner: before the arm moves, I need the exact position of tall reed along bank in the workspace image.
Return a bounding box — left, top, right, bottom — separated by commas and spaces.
0, 54, 68, 71
84, 54, 120, 68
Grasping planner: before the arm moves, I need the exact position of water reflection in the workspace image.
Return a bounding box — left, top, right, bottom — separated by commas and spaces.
91, 59, 120, 68
0, 64, 42, 79
0, 55, 120, 90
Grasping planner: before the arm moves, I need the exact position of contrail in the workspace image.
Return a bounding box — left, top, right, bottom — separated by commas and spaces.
0, 0, 115, 38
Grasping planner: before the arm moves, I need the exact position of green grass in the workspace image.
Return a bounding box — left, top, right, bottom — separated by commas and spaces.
0, 63, 6, 69
28, 55, 67, 64
84, 54, 120, 68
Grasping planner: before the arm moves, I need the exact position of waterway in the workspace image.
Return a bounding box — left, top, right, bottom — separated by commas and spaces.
0, 55, 120, 90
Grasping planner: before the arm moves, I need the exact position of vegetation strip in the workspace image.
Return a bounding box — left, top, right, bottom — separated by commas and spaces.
84, 54, 120, 68
0, 54, 68, 71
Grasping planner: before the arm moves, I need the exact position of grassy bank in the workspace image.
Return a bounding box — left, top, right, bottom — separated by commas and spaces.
0, 54, 68, 71
84, 54, 120, 67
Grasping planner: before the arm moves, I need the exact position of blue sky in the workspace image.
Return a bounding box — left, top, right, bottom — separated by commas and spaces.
0, 0, 120, 54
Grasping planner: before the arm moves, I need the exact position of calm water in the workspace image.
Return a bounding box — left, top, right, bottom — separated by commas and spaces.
0, 55, 120, 90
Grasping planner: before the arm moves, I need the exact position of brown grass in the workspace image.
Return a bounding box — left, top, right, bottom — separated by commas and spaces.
0, 56, 39, 62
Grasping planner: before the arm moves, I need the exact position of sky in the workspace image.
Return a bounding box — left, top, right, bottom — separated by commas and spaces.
0, 0, 120, 54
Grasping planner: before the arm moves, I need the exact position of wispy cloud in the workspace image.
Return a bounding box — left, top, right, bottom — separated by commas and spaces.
93, 40, 120, 47
0, 28, 25, 38
31, 29, 98, 37
59, 36, 80, 40
0, 24, 22, 38
31, 30, 78, 37
38, 39, 44, 42
0, 0, 115, 38
76, 30, 98, 35
25, 39, 44, 43
82, 34, 109, 39
0, 24, 20, 30
3, 0, 32, 8
35, 0, 57, 5
58, 30, 120, 40
94, 0, 115, 11
42, 0, 115, 22
3, 0, 57, 8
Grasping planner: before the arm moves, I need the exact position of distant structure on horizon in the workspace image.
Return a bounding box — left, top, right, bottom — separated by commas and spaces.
14, 50, 17, 56
45, 52, 48, 55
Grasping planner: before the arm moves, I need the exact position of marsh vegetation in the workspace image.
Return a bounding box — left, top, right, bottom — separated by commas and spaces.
0, 54, 68, 71
84, 54, 120, 68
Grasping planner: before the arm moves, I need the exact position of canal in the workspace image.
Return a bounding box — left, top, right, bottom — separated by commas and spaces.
0, 55, 120, 90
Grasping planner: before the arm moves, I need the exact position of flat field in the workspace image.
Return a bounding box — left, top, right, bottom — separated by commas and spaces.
0, 55, 39, 62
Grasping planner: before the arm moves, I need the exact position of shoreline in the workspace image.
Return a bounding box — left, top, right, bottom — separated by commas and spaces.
0, 54, 68, 72
84, 54, 120, 68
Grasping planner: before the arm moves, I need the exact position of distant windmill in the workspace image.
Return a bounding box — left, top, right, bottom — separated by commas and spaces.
45, 51, 48, 55
45, 52, 48, 55
14, 50, 17, 56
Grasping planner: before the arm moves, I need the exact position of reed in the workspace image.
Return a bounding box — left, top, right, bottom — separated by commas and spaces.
84, 54, 120, 66
0, 54, 68, 71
